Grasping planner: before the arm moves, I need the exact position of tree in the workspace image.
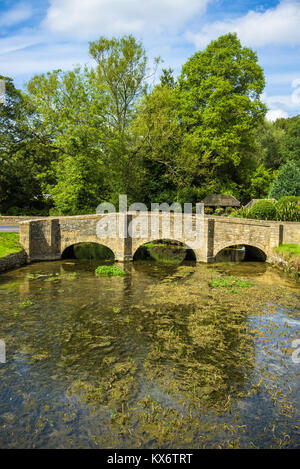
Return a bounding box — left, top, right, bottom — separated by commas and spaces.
0, 76, 53, 214
177, 33, 266, 199
89, 35, 160, 204
132, 84, 191, 204
269, 160, 300, 199
280, 115, 300, 166
27, 67, 109, 214
253, 120, 285, 170
247, 164, 274, 199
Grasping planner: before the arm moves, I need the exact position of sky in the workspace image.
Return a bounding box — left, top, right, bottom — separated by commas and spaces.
0, 0, 299, 121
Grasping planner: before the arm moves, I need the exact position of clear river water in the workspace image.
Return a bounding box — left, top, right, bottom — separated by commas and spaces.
0, 256, 299, 448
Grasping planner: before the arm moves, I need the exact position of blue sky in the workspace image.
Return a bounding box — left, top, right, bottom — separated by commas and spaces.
0, 0, 299, 120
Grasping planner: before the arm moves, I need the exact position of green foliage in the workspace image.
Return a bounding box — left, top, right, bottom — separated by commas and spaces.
210, 276, 253, 289
177, 33, 266, 198
1, 34, 297, 215
95, 265, 126, 276
274, 244, 300, 258
279, 196, 300, 203
275, 200, 300, 222
0, 233, 23, 258
248, 200, 277, 220
269, 160, 300, 199
280, 116, 300, 166
214, 207, 224, 216
27, 67, 109, 214
0, 76, 53, 214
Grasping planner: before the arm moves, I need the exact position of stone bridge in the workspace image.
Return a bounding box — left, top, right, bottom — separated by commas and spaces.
10, 213, 299, 263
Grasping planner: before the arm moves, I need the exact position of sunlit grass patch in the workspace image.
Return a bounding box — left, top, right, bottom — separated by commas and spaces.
210, 276, 253, 290
95, 265, 126, 277
0, 233, 23, 258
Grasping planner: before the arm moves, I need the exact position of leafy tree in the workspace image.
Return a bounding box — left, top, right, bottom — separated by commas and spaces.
280, 115, 300, 166
27, 67, 109, 214
247, 164, 274, 199
0, 76, 53, 214
89, 35, 159, 204
177, 33, 266, 199
160, 68, 176, 88
269, 160, 300, 199
253, 120, 285, 170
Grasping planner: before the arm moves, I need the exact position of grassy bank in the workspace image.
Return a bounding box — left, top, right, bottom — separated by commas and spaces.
273, 244, 300, 279
0, 233, 23, 259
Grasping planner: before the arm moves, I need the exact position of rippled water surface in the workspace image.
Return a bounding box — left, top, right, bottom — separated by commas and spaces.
0, 259, 299, 448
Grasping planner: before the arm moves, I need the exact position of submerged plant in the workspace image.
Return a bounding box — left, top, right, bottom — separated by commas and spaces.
95, 265, 126, 277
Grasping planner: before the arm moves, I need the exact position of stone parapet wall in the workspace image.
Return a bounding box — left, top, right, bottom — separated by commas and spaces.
0, 216, 45, 225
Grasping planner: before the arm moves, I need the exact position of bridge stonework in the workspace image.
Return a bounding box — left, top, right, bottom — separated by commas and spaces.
18, 213, 300, 263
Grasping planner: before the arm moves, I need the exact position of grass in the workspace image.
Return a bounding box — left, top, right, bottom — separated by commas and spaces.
210, 276, 253, 289
273, 244, 300, 278
0, 233, 23, 259
95, 265, 126, 277
274, 244, 300, 258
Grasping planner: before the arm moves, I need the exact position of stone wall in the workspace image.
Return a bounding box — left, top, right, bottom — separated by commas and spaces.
0, 250, 28, 273
0, 216, 44, 225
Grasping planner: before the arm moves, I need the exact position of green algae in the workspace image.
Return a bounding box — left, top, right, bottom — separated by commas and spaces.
95, 265, 126, 276
0, 259, 299, 448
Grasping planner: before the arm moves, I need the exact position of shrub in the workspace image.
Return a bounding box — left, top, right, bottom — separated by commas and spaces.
214, 207, 224, 216
225, 207, 234, 216
249, 200, 277, 220
236, 207, 251, 218
275, 200, 300, 222
204, 207, 213, 214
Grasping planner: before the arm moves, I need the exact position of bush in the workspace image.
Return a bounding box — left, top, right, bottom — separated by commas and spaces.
204, 207, 213, 214
279, 196, 300, 204
225, 207, 234, 216
275, 200, 300, 222
214, 207, 224, 216
249, 200, 277, 220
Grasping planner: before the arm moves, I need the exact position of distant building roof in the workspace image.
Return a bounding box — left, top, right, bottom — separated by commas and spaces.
201, 194, 241, 207
244, 198, 276, 209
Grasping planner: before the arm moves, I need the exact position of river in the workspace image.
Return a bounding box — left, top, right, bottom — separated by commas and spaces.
0, 256, 299, 448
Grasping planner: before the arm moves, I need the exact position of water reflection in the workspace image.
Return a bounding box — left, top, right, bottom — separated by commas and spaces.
0, 260, 299, 448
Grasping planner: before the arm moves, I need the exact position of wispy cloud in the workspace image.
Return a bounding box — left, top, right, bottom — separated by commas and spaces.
187, 1, 300, 48
43, 0, 212, 38
0, 2, 33, 28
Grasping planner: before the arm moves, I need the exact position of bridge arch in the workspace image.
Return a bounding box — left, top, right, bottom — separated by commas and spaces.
214, 242, 267, 262
61, 241, 116, 260
133, 238, 197, 262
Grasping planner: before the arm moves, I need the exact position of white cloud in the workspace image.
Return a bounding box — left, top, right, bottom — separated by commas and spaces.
266, 109, 289, 121
188, 1, 300, 48
0, 2, 33, 28
43, 0, 212, 39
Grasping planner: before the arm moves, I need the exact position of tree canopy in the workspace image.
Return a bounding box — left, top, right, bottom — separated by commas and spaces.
1, 33, 299, 216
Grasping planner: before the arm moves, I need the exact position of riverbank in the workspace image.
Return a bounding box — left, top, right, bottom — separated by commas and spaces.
272, 244, 300, 279
0, 233, 27, 273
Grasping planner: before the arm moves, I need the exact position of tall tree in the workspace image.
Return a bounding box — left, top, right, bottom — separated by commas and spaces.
280, 115, 300, 166
269, 160, 300, 199
0, 76, 52, 214
89, 35, 159, 204
177, 33, 266, 199
27, 67, 109, 214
